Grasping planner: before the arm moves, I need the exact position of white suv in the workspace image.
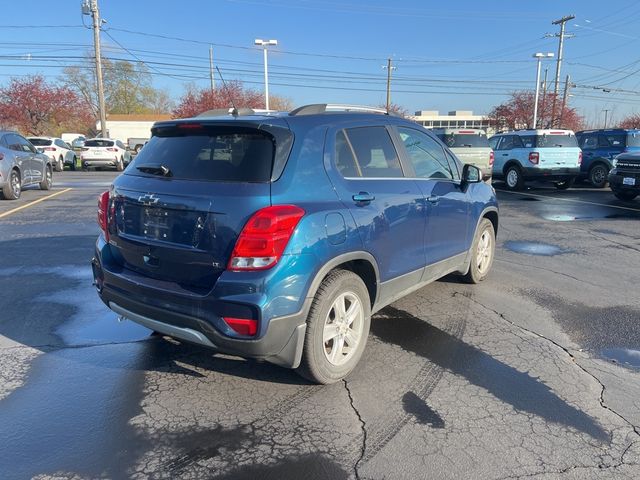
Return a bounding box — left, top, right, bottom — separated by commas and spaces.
27, 137, 76, 172
489, 129, 582, 190
81, 138, 131, 171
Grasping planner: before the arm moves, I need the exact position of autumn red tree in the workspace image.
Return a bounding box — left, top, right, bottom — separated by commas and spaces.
378, 103, 409, 117
173, 82, 280, 118
617, 114, 640, 129
0, 75, 94, 136
488, 91, 585, 132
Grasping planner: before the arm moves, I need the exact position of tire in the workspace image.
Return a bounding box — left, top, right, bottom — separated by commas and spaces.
116, 157, 124, 172
2, 169, 21, 200
296, 269, 371, 384
70, 156, 77, 171
504, 165, 524, 191
614, 191, 638, 201
56, 156, 64, 172
462, 218, 496, 284
554, 177, 575, 190
39, 165, 52, 190
588, 163, 609, 188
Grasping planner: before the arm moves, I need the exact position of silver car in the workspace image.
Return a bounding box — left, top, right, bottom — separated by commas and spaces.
0, 131, 54, 200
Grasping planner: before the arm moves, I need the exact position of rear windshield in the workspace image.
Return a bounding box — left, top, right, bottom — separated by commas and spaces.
437, 133, 489, 148
85, 140, 114, 147
627, 132, 640, 147
28, 138, 52, 146
127, 126, 275, 182
520, 134, 578, 148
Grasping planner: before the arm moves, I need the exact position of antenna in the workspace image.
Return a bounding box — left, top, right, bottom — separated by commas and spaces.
215, 66, 238, 117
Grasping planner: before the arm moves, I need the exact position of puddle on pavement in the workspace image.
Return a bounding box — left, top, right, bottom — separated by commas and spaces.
503, 241, 568, 256
543, 214, 589, 222
30, 265, 151, 346
601, 348, 640, 369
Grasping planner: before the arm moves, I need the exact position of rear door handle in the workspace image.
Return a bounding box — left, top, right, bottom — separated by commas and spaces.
427, 195, 440, 204
352, 192, 375, 203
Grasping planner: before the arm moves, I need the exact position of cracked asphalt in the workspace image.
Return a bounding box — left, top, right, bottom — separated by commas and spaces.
1, 172, 639, 479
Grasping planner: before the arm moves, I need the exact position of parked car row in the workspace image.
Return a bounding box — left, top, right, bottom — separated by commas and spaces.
427, 126, 639, 201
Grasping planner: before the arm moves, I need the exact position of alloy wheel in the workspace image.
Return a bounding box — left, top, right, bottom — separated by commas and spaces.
322, 291, 364, 366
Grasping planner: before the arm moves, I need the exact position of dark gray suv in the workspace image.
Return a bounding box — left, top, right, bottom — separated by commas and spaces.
0, 131, 53, 200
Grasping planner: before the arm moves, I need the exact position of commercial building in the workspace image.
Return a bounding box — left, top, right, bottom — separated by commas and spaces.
95, 113, 172, 142
410, 110, 493, 134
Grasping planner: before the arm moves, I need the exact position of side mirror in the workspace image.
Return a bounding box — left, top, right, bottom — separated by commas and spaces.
462, 163, 482, 184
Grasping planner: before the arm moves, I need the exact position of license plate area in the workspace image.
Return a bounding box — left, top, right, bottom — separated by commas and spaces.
623, 177, 636, 186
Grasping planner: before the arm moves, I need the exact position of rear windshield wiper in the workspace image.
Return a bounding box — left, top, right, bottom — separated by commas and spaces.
136, 164, 172, 177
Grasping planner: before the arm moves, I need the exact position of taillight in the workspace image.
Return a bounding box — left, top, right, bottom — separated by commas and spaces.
81, 147, 89, 151
106, 147, 118, 152
43, 147, 56, 151
489, 151, 495, 167
223, 317, 258, 336
0, 153, 4, 160
528, 152, 540, 164
228, 205, 305, 271
578, 152, 582, 166
97, 191, 110, 240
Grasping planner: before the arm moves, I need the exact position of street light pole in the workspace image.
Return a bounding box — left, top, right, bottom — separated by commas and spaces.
532, 53, 554, 129
254, 39, 277, 110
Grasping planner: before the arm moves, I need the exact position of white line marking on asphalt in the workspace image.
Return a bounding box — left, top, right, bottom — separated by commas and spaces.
499, 190, 640, 213
0, 188, 73, 219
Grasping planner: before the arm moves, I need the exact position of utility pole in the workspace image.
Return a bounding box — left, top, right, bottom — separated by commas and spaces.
549, 15, 575, 127
209, 45, 215, 93
540, 67, 549, 127
603, 109, 610, 129
382, 58, 396, 112
85, 0, 107, 137
559, 74, 572, 127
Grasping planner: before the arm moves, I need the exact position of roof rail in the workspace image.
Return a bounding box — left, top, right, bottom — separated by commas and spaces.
289, 103, 391, 116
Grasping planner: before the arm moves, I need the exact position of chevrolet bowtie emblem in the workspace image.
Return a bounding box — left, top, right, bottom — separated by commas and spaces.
138, 194, 159, 205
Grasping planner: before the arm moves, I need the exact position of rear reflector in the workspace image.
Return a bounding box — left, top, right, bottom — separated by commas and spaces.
550, 131, 565, 135
578, 152, 582, 166
223, 317, 258, 336
528, 152, 540, 164
458, 130, 476, 134
43, 147, 56, 151
489, 151, 495, 167
229, 205, 305, 271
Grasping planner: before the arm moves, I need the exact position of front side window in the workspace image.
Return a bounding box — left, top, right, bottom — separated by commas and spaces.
344, 126, 403, 178
489, 136, 500, 150
398, 127, 453, 180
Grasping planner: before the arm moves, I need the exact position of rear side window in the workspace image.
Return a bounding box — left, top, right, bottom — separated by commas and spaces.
601, 134, 625, 147
128, 126, 275, 182
579, 135, 597, 149
335, 131, 360, 177
344, 126, 403, 178
439, 133, 489, 148
86, 140, 114, 147
29, 138, 52, 146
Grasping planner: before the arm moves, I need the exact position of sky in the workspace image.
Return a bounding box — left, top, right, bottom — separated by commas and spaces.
1, 0, 640, 125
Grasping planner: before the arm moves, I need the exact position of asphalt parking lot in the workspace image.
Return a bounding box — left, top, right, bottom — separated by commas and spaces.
1, 171, 639, 479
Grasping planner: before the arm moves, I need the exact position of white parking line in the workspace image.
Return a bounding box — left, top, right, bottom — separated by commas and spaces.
499, 190, 640, 213
0, 188, 73, 219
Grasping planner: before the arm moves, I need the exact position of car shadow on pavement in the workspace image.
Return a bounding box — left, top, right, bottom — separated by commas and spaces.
371, 305, 609, 442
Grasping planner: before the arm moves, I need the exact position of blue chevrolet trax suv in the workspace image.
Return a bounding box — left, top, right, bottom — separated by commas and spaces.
92, 104, 499, 384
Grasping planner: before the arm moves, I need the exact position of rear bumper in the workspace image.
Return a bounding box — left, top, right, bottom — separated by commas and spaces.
92, 236, 312, 368
521, 166, 580, 179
